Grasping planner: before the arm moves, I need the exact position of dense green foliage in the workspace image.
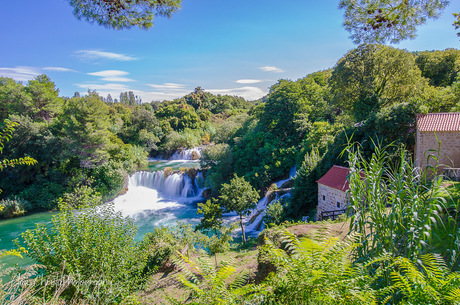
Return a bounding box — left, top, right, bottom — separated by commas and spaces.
0, 78, 252, 215
218, 175, 259, 243
68, 0, 182, 29
339, 0, 452, 44
17, 203, 148, 303
2, 44, 460, 304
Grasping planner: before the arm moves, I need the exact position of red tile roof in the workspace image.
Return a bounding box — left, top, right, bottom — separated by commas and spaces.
316, 165, 350, 192
417, 113, 460, 132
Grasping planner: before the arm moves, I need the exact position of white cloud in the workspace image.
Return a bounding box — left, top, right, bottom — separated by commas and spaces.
0, 66, 40, 82
141, 90, 190, 101
87, 70, 135, 82
75, 83, 130, 91
235, 79, 263, 84
75, 50, 138, 61
43, 67, 76, 72
88, 70, 128, 77
259, 66, 284, 73
100, 77, 135, 82
207, 86, 266, 101
147, 83, 186, 90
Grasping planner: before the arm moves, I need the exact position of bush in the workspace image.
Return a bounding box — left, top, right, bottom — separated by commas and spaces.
263, 200, 284, 225
17, 203, 148, 303
0, 196, 30, 218
58, 185, 103, 208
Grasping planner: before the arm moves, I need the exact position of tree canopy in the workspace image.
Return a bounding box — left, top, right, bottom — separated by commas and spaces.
339, 0, 456, 44
67, 0, 182, 30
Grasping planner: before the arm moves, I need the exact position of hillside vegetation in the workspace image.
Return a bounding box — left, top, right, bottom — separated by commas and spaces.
1, 45, 460, 304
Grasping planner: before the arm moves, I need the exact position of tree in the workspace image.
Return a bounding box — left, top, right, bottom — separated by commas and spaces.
55, 92, 112, 168
67, 0, 182, 30
415, 49, 460, 87
0, 120, 37, 186
0, 119, 37, 213
25, 75, 63, 122
259, 79, 311, 143
106, 93, 113, 104
329, 44, 425, 120
339, 0, 453, 44
218, 174, 259, 243
196, 199, 223, 235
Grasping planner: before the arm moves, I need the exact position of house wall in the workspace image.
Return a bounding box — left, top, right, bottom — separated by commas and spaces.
415, 130, 460, 171
316, 184, 349, 220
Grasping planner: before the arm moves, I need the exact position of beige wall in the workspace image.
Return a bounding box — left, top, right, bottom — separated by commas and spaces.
316, 184, 349, 220
415, 130, 460, 171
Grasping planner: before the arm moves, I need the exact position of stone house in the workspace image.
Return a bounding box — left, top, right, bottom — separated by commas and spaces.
415, 113, 460, 176
316, 165, 350, 220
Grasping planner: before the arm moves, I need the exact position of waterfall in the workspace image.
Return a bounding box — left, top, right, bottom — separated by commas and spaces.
114, 169, 204, 217
128, 170, 200, 198
170, 147, 202, 160
245, 165, 297, 234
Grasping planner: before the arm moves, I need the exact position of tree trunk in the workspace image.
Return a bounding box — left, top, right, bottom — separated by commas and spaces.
240, 214, 246, 244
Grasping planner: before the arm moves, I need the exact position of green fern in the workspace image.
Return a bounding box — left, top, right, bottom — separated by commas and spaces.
380, 253, 460, 304
170, 251, 265, 304
260, 229, 376, 304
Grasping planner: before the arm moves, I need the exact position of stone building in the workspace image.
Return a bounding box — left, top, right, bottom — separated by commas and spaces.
415, 113, 460, 176
316, 165, 350, 220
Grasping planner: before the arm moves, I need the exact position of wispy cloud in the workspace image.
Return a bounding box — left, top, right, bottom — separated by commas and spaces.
87, 70, 135, 82
76, 82, 190, 102
147, 83, 186, 90
259, 66, 284, 73
0, 66, 40, 82
75, 50, 138, 61
208, 86, 266, 101
142, 90, 190, 101
235, 79, 263, 84
43, 67, 77, 72
144, 83, 189, 101
75, 83, 130, 91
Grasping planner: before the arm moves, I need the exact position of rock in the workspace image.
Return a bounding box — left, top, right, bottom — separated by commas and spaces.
191, 150, 200, 160
280, 179, 294, 189
202, 188, 212, 199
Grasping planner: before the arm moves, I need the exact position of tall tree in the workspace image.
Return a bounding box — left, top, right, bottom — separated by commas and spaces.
0, 77, 29, 121
106, 93, 113, 104
67, 0, 181, 30
339, 0, 456, 44
25, 75, 63, 122
329, 44, 425, 120
415, 49, 460, 87
259, 79, 311, 142
218, 174, 259, 243
56, 92, 111, 168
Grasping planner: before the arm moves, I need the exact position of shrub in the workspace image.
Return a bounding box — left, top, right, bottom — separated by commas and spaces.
0, 196, 30, 218
17, 203, 148, 303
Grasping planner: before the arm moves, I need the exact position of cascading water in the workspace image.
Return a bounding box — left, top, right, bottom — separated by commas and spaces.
113, 168, 205, 234
245, 165, 297, 235
170, 147, 202, 160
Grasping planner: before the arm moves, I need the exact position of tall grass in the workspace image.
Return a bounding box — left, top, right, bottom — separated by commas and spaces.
345, 142, 446, 262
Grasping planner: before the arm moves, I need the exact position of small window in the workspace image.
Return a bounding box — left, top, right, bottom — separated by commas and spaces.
337, 202, 341, 208
322, 195, 325, 201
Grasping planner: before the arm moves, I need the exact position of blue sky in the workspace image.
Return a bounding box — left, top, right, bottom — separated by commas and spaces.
0, 0, 459, 101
